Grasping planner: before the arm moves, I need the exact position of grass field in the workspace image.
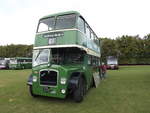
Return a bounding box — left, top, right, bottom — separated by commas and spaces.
0, 66, 150, 113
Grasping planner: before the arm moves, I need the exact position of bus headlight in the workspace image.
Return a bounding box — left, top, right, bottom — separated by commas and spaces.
60, 78, 67, 84
33, 76, 37, 82
61, 89, 66, 94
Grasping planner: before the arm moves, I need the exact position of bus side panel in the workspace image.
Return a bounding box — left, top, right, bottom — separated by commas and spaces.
83, 55, 93, 88
57, 31, 77, 45
76, 31, 87, 47
34, 31, 77, 47
34, 34, 49, 47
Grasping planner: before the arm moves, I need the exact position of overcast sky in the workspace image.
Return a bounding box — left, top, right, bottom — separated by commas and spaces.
0, 0, 150, 45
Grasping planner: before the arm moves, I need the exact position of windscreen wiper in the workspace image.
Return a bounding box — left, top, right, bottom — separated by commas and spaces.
35, 51, 41, 61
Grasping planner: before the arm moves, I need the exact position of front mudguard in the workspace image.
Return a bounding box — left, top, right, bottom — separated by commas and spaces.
68, 76, 80, 90
68, 72, 86, 91
27, 74, 33, 85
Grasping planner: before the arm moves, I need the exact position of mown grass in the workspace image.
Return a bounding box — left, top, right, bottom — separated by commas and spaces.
0, 66, 150, 113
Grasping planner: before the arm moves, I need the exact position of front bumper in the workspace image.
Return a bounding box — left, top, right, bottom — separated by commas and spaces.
28, 74, 67, 99
32, 84, 67, 99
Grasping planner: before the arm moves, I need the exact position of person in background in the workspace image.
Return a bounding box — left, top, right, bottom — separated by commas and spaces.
100, 62, 107, 79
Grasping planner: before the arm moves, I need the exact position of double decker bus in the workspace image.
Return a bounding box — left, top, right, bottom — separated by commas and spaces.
27, 11, 102, 102
9, 57, 32, 69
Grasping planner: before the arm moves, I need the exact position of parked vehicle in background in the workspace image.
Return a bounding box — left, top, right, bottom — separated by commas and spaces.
27, 11, 102, 102
9, 57, 32, 69
0, 58, 10, 69
107, 56, 119, 69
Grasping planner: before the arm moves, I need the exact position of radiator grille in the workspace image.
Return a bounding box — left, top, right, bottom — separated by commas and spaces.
40, 70, 57, 86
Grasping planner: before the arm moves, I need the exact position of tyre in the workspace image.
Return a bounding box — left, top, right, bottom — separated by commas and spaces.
29, 85, 38, 97
73, 77, 85, 102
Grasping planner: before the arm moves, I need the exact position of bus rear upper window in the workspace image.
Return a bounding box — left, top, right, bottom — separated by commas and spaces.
55, 14, 76, 30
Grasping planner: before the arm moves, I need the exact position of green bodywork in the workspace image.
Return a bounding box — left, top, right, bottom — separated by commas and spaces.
31, 11, 101, 99
32, 56, 99, 98
35, 30, 77, 47
34, 11, 100, 53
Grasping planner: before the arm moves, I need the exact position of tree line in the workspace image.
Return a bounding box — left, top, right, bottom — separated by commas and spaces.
0, 34, 150, 64
100, 34, 150, 64
0, 44, 33, 58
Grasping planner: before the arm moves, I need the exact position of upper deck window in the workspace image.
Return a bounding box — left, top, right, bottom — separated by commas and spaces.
55, 14, 76, 30
91, 32, 94, 40
85, 23, 90, 39
37, 14, 76, 33
38, 17, 55, 32
78, 17, 85, 33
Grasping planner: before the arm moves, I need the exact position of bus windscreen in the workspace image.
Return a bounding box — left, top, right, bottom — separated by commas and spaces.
37, 14, 76, 33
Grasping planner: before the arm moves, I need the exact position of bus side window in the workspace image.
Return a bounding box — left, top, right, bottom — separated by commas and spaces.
78, 17, 85, 33
96, 57, 99, 66
85, 24, 90, 39
88, 55, 92, 65
91, 56, 96, 66
94, 35, 96, 42
28, 59, 32, 62
92, 56, 96, 66
91, 32, 94, 40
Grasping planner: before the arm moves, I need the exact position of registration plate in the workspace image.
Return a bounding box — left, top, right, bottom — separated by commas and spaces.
48, 38, 56, 45
43, 86, 56, 94
43, 86, 50, 93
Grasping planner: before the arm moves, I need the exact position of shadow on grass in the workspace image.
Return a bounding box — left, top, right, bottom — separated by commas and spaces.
33, 95, 73, 103
27, 88, 95, 104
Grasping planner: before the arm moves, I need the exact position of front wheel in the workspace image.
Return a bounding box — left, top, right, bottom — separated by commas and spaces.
73, 77, 86, 102
29, 85, 38, 97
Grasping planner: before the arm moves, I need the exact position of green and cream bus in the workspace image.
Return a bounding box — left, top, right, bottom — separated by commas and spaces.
27, 11, 102, 102
9, 57, 32, 69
